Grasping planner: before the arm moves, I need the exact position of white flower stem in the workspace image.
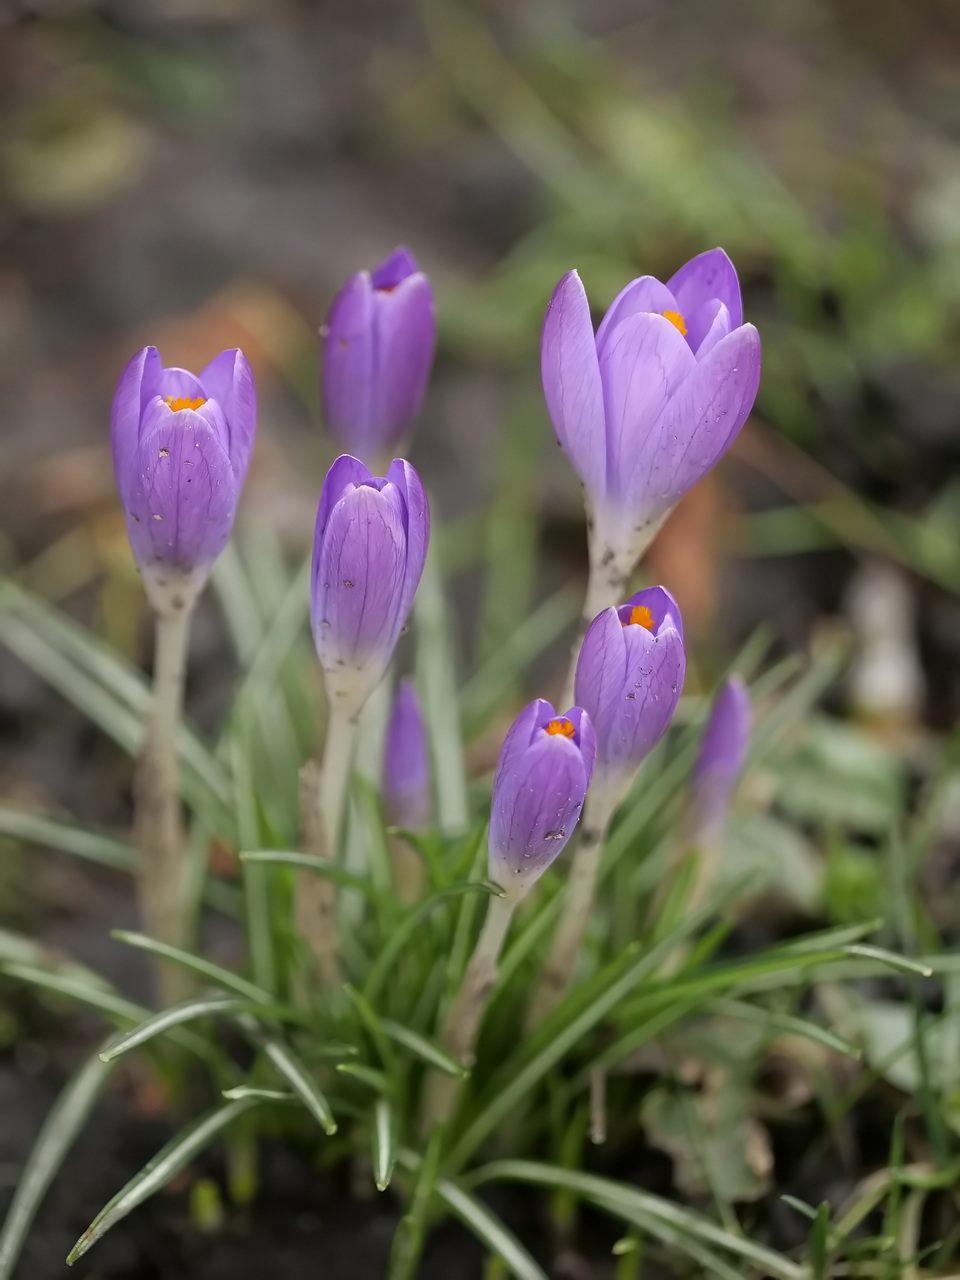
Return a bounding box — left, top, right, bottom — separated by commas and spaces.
295, 703, 359, 989
422, 892, 516, 1131
135, 603, 193, 1005
526, 779, 621, 1029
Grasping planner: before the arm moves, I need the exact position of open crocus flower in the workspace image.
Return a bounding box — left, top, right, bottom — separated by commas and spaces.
311, 455, 429, 720
489, 699, 596, 901
574, 586, 686, 799
111, 346, 256, 614
322, 247, 436, 464
690, 675, 750, 847
541, 249, 761, 615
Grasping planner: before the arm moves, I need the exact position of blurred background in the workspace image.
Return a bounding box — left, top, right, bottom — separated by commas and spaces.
3, 0, 960, 828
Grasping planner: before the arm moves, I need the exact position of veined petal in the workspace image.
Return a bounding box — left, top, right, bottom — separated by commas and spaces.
604, 623, 685, 768
619, 584, 684, 642
541, 270, 607, 499
629, 323, 760, 515
322, 271, 377, 454
691, 676, 750, 843
595, 275, 679, 354
494, 698, 555, 786
384, 677, 431, 831
384, 459, 429, 624
372, 246, 419, 290
314, 454, 375, 548
667, 248, 742, 329
199, 348, 257, 478
156, 367, 207, 403
598, 312, 695, 502
574, 609, 628, 749
372, 275, 436, 451
686, 300, 731, 360
111, 346, 161, 467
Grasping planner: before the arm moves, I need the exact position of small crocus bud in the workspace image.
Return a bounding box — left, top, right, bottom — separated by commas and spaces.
489, 700, 597, 901
690, 676, 750, 847
311, 455, 429, 720
541, 250, 761, 602
384, 677, 431, 832
111, 346, 256, 613
322, 247, 436, 464
574, 586, 686, 798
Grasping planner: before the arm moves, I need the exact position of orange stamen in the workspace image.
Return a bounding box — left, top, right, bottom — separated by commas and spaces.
164, 395, 207, 413
546, 718, 575, 739
662, 309, 688, 335
622, 605, 656, 631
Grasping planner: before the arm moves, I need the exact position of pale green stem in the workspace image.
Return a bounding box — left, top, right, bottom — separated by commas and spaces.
421, 893, 516, 1131
135, 603, 193, 1004
294, 703, 359, 989
525, 776, 623, 1030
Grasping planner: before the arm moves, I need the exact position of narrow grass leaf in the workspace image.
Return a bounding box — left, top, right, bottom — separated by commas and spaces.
242, 1022, 336, 1136
380, 1018, 468, 1078
99, 995, 244, 1062
373, 1099, 395, 1191
436, 1178, 548, 1280
241, 850, 391, 908
111, 931, 273, 1004
388, 1125, 444, 1280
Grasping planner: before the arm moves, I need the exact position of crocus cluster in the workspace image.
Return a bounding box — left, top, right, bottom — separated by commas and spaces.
111, 346, 256, 613
541, 248, 761, 612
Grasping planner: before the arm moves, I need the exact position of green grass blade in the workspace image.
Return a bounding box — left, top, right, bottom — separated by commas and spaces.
389, 1126, 444, 1280
110, 931, 273, 1004
99, 994, 244, 1061
0, 1040, 114, 1280
239, 1019, 336, 1136
373, 1098, 395, 1191
0, 806, 133, 871
1, 963, 148, 1025
436, 1178, 548, 1280
241, 850, 392, 907
66, 1097, 259, 1263
380, 1018, 468, 1078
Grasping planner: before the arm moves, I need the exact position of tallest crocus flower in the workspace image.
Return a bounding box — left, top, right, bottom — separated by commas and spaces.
542, 248, 761, 623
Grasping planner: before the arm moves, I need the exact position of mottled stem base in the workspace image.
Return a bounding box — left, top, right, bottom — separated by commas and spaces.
135, 604, 193, 1006
421, 894, 516, 1132
526, 780, 622, 1029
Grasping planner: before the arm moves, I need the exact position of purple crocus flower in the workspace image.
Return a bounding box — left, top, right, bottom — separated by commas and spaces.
690, 675, 750, 846
541, 249, 761, 596
384, 677, 431, 831
111, 346, 256, 612
311, 455, 429, 718
322, 247, 436, 464
574, 586, 685, 792
489, 699, 597, 900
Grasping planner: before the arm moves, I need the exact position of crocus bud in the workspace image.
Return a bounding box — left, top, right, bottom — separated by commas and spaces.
574, 586, 685, 798
690, 676, 750, 847
111, 346, 256, 614
384, 677, 431, 831
489, 700, 596, 901
311, 455, 429, 720
322, 247, 436, 464
541, 249, 761, 595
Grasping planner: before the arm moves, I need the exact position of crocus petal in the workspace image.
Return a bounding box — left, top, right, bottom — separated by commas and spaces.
199, 348, 257, 478
597, 313, 695, 502
126, 397, 236, 575
156, 367, 207, 403
372, 246, 419, 290
372, 275, 436, 451
620, 584, 685, 642
606, 623, 685, 767
494, 698, 555, 785
686, 300, 731, 360
691, 676, 751, 844
384, 677, 431, 831
595, 276, 680, 353
312, 483, 407, 668
111, 346, 162, 464
314, 454, 375, 550
322, 271, 376, 453
667, 248, 742, 329
575, 609, 628, 747
385, 458, 429, 625
629, 323, 761, 515
541, 270, 607, 499
562, 705, 597, 783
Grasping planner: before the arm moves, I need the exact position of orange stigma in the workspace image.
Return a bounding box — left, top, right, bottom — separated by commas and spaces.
546, 718, 575, 739
622, 605, 656, 631
164, 396, 207, 413
662, 309, 688, 335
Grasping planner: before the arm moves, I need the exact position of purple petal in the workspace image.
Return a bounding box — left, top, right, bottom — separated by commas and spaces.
600, 624, 685, 770
156, 367, 207, 402
574, 609, 627, 749
312, 482, 407, 674
489, 731, 589, 895
562, 705, 597, 784
595, 275, 679, 353
667, 248, 742, 330
686, 300, 731, 360
494, 698, 555, 787
322, 271, 377, 453
541, 271, 607, 499
314, 455, 375, 550
372, 246, 419, 290
384, 458, 429, 626
626, 323, 760, 515
125, 396, 237, 575
691, 676, 751, 842
199, 348, 257, 478
384, 677, 431, 831
371, 274, 436, 452
111, 346, 162, 469
618, 585, 685, 642
597, 313, 695, 502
